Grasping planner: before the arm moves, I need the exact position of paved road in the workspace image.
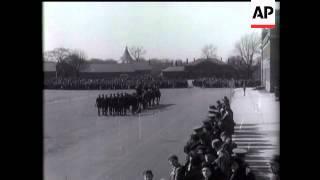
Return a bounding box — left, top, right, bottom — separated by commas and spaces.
231, 88, 279, 180
44, 88, 230, 180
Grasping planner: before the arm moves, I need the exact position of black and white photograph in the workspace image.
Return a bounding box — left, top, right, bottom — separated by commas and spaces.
43, 2, 280, 180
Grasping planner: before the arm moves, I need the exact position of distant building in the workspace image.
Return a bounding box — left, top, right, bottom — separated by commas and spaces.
227, 56, 243, 66
161, 66, 186, 79
261, 10, 280, 93
79, 62, 152, 79
185, 58, 233, 79
161, 58, 238, 79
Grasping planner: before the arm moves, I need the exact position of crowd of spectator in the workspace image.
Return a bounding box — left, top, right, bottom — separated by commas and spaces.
192, 78, 260, 88
44, 76, 188, 90
142, 96, 280, 180
44, 76, 260, 90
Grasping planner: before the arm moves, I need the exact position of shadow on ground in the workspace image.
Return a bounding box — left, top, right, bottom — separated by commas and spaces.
135, 104, 176, 117
147, 103, 175, 110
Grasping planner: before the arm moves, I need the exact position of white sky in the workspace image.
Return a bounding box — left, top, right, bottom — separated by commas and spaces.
43, 2, 271, 62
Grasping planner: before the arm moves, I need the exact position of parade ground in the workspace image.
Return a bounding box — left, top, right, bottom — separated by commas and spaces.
44, 87, 279, 180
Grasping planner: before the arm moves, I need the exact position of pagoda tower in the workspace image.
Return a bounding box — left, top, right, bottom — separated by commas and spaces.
121, 46, 134, 64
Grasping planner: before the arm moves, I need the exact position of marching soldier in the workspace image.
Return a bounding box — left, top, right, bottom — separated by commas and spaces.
96, 94, 102, 116
109, 94, 114, 116
120, 93, 125, 116
104, 94, 109, 116
102, 94, 107, 116
125, 93, 130, 116
115, 93, 120, 116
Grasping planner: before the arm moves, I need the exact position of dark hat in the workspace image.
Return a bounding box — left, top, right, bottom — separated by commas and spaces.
196, 145, 207, 154
197, 145, 207, 151
209, 105, 217, 110
193, 125, 203, 132
190, 134, 200, 141
203, 124, 212, 131
143, 170, 153, 176
168, 154, 179, 161
202, 119, 211, 125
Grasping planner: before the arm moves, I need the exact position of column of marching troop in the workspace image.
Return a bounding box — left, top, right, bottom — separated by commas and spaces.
95, 85, 161, 116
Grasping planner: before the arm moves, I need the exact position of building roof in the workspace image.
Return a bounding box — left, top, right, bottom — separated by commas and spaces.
130, 62, 152, 71
187, 58, 225, 66
81, 62, 152, 73
43, 61, 56, 72
227, 56, 243, 65
162, 66, 185, 72
44, 60, 152, 73
81, 63, 135, 73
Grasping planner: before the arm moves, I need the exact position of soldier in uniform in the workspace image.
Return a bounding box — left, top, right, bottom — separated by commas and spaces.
220, 104, 235, 136
115, 93, 120, 116
137, 83, 143, 97
124, 93, 129, 116
111, 93, 115, 116
216, 100, 223, 111
100, 94, 104, 116
101, 94, 106, 116
132, 93, 139, 114
212, 139, 232, 180
102, 94, 106, 116
123, 92, 128, 115
120, 93, 124, 116
95, 94, 102, 116
184, 154, 203, 180
113, 93, 117, 116
109, 94, 114, 116
119, 92, 123, 115
104, 94, 109, 116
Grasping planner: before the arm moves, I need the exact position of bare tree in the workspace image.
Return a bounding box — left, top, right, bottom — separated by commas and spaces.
202, 44, 217, 59
65, 49, 88, 78
235, 32, 261, 79
44, 48, 71, 62
129, 46, 146, 62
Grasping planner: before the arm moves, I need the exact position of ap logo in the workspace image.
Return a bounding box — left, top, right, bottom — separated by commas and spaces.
251, 0, 275, 28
